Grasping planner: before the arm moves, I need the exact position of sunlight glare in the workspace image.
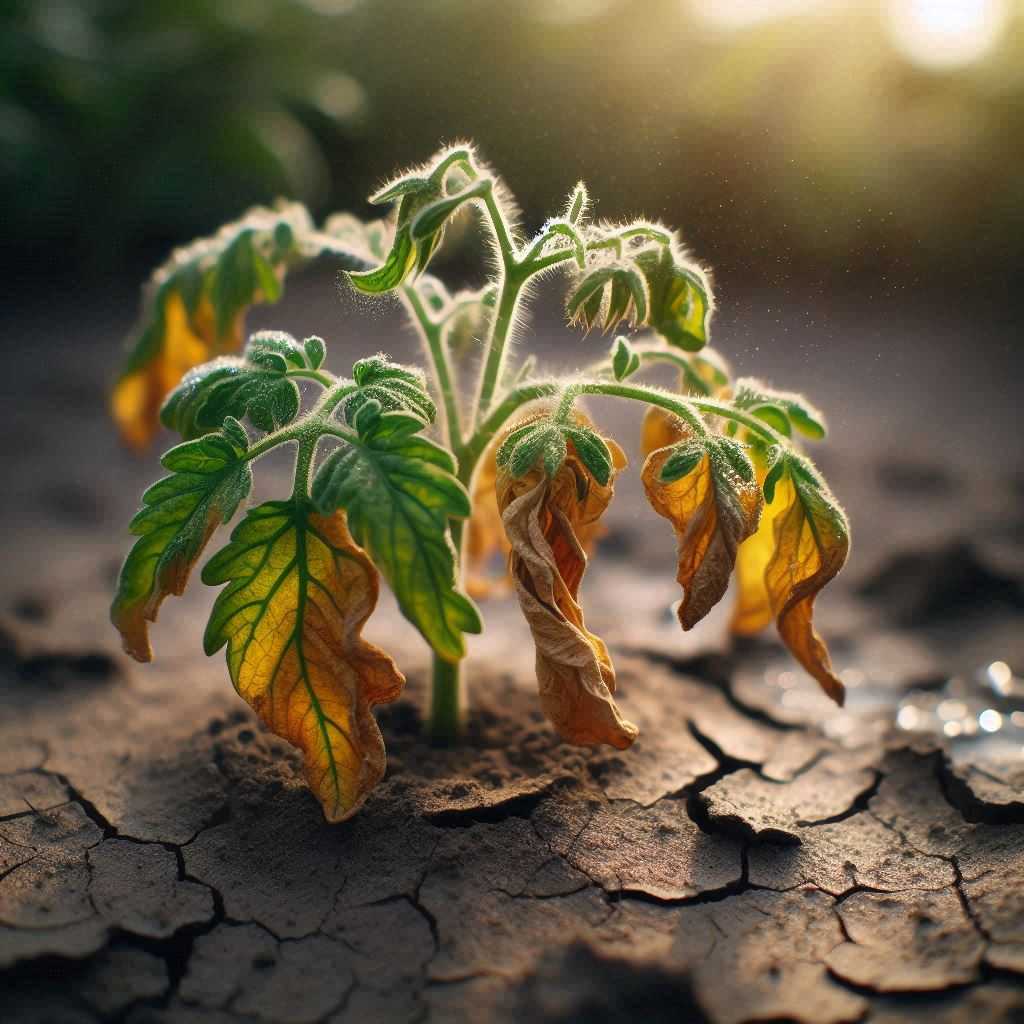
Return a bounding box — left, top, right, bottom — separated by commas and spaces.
885, 0, 1010, 69
688, 0, 831, 30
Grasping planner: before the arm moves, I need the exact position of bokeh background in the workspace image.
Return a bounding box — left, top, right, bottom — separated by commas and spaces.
2, 0, 1023, 749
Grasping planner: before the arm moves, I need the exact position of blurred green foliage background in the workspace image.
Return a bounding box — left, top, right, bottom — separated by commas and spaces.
3, 0, 1022, 301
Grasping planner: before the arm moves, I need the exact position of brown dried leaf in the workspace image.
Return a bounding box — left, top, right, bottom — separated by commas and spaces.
764, 462, 850, 705
642, 433, 762, 630
497, 438, 638, 749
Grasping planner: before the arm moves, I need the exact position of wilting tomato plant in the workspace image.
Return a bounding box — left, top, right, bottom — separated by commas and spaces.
111, 144, 849, 821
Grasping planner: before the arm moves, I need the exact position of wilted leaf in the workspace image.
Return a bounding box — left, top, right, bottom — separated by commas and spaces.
642, 431, 762, 629
763, 455, 849, 705
312, 411, 480, 661
203, 503, 405, 822
497, 440, 638, 749
113, 203, 316, 450
641, 406, 685, 460
566, 265, 647, 334
112, 434, 251, 662
731, 460, 789, 637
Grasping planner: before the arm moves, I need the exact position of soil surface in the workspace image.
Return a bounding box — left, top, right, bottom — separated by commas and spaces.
1, 275, 1022, 1022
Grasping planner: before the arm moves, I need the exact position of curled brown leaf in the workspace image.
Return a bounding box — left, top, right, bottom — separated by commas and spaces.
497, 435, 638, 749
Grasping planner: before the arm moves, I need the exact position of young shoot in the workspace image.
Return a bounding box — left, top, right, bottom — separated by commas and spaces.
111, 143, 850, 822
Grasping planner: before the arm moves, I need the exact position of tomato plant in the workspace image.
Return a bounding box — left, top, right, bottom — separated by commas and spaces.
112, 145, 849, 821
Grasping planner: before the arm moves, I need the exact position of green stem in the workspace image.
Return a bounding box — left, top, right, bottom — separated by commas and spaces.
429, 655, 463, 746
567, 380, 789, 447
473, 275, 524, 425
291, 434, 316, 501
401, 284, 462, 451
286, 368, 335, 387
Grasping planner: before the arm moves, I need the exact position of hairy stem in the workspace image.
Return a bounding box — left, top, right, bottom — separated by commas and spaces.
401, 284, 462, 451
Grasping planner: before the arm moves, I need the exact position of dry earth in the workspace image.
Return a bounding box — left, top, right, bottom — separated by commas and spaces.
1, 275, 1022, 1022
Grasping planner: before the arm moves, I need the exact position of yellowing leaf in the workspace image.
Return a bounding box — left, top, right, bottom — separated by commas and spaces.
641, 406, 685, 460
763, 457, 850, 705
112, 203, 320, 450
642, 434, 762, 630
203, 502, 405, 822
497, 441, 638, 749
111, 434, 252, 662
731, 467, 788, 636
113, 294, 240, 451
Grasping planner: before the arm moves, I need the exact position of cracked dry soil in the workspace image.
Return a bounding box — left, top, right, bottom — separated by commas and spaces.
2, 616, 1023, 1024
2, 287, 1023, 1022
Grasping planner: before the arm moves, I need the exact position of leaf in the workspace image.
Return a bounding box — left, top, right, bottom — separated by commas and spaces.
733, 378, 827, 440
634, 246, 713, 351
731, 455, 789, 637
112, 203, 313, 450
611, 336, 641, 381
763, 455, 850, 705
497, 436, 638, 749
641, 406, 685, 459
343, 355, 436, 427
642, 430, 762, 630
311, 412, 480, 661
566, 265, 647, 334
111, 434, 251, 662
161, 330, 319, 439
496, 415, 617, 487
347, 223, 417, 294
467, 416, 625, 600
203, 502, 405, 822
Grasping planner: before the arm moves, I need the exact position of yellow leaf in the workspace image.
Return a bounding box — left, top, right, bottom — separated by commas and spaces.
497, 440, 638, 749
763, 464, 850, 705
203, 503, 405, 822
642, 435, 762, 630
112, 293, 243, 451
640, 406, 685, 460
730, 475, 787, 636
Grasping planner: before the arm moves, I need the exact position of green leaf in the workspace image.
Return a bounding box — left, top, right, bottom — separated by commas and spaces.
497, 419, 614, 486
567, 265, 647, 334
311, 411, 480, 661
370, 176, 433, 205
634, 246, 712, 351
566, 182, 588, 224
410, 181, 488, 242
762, 445, 787, 504
562, 426, 613, 486
611, 336, 641, 382
733, 379, 827, 440
161, 330, 310, 439
658, 442, 705, 483
344, 355, 436, 426
111, 434, 251, 662
347, 224, 416, 294
303, 336, 326, 370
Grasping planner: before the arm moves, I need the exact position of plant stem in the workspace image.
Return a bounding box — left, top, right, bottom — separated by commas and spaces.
429, 654, 463, 746
401, 285, 462, 451
472, 271, 524, 426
